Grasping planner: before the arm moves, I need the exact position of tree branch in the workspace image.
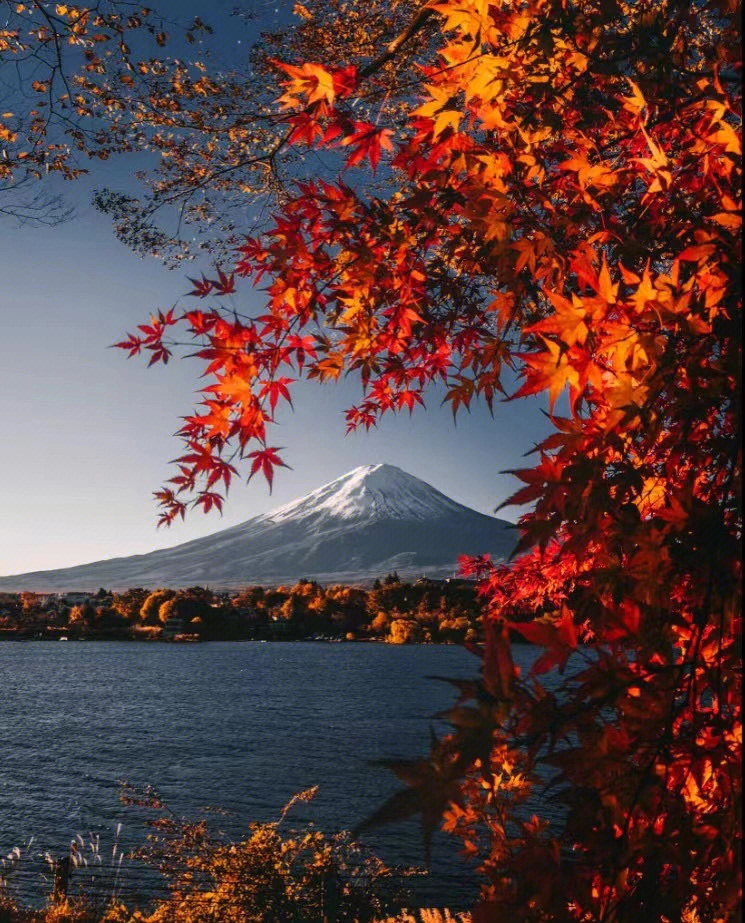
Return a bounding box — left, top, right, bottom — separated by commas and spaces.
359, 4, 435, 79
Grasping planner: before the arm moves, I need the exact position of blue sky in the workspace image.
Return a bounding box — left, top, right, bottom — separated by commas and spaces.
0, 3, 552, 575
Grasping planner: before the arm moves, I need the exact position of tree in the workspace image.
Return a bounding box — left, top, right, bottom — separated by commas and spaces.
88, 0, 437, 265
112, 587, 149, 621
369, 611, 390, 636
140, 588, 175, 625
94, 604, 128, 631
114, 0, 740, 919
68, 600, 94, 626
19, 591, 40, 615
158, 587, 215, 624
157, 595, 180, 625
389, 618, 422, 644
0, 2, 172, 225
1, 1, 430, 261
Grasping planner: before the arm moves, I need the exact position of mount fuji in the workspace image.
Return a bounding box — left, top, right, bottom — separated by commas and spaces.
0, 465, 515, 591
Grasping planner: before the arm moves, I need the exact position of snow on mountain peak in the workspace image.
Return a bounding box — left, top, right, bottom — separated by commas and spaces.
261, 463, 467, 524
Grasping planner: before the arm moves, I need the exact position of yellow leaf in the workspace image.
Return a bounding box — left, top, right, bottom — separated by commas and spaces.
414, 85, 455, 119
430, 1, 486, 36
622, 79, 646, 114
522, 338, 580, 409
707, 123, 741, 155
630, 270, 657, 314
434, 108, 462, 137
598, 258, 618, 304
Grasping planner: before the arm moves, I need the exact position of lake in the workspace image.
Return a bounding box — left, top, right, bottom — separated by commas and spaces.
0, 641, 540, 909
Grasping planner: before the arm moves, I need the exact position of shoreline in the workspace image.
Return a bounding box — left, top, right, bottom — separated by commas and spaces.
0, 634, 535, 646
0, 634, 470, 645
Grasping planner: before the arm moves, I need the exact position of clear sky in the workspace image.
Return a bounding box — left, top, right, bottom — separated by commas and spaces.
0, 2, 552, 576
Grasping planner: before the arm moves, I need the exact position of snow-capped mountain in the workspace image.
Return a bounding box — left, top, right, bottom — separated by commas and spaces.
0, 465, 515, 591
259, 463, 469, 524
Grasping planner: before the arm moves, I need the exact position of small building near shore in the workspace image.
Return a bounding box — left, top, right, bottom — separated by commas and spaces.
162, 615, 186, 639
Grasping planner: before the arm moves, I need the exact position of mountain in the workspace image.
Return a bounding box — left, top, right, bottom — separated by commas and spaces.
0, 464, 515, 591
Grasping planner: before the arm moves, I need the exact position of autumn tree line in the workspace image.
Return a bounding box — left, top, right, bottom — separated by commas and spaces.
0, 576, 486, 644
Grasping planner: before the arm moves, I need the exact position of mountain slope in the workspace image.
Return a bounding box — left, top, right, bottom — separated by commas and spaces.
0, 465, 515, 591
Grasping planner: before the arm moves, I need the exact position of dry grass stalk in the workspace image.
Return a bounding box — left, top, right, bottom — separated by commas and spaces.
377, 910, 472, 923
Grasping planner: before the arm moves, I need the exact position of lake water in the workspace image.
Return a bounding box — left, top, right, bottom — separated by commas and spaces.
0, 641, 539, 909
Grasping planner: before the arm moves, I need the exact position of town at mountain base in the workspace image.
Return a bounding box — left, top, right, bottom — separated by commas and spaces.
0, 465, 514, 592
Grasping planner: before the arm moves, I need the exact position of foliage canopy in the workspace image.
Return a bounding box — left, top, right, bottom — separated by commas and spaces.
5, 0, 741, 919
117, 0, 743, 913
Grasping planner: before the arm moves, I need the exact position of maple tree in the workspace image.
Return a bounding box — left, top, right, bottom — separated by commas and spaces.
88, 0, 436, 264
107, 0, 741, 919
1, 1, 433, 261
0, 1, 173, 224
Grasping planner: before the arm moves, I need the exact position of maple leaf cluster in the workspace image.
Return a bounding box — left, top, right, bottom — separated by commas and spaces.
8, 0, 428, 263
116, 0, 741, 919
0, 5, 156, 189
0, 1, 220, 232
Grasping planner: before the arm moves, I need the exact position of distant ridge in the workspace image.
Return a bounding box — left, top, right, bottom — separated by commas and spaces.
0, 465, 514, 591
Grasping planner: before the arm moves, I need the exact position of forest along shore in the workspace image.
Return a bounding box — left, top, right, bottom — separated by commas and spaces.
0, 575, 511, 644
